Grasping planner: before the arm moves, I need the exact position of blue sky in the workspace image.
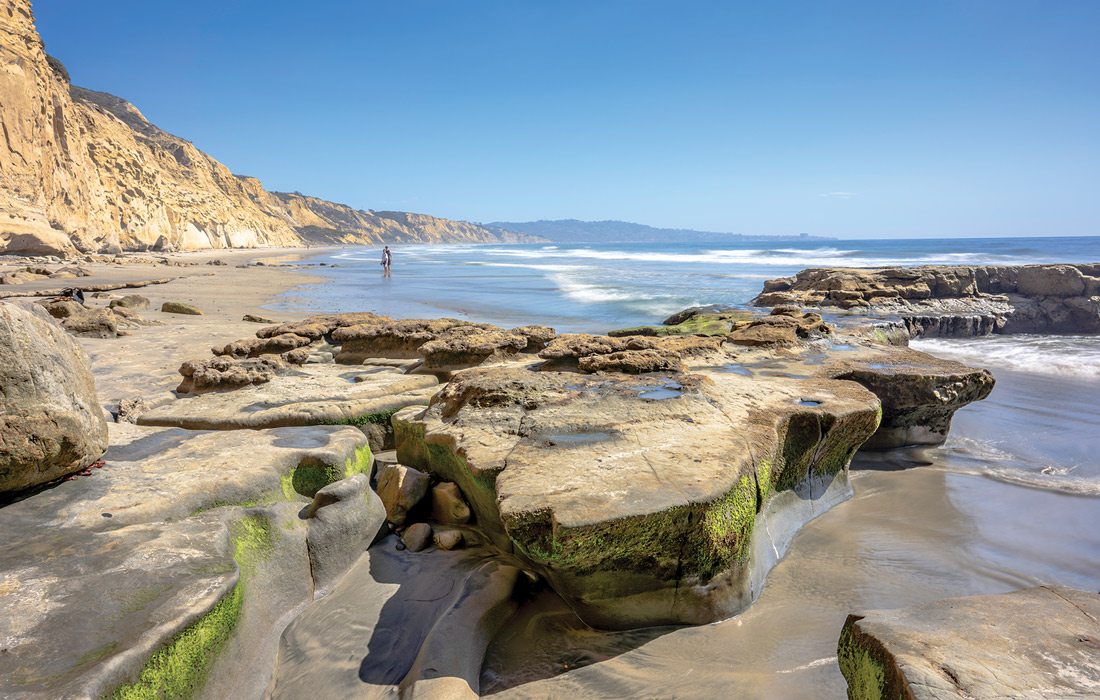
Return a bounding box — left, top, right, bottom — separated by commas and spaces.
35, 1, 1100, 238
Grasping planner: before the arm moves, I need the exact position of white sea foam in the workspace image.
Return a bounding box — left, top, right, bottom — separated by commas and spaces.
477, 246, 1033, 268
912, 336, 1100, 380
936, 437, 1100, 496
550, 272, 655, 304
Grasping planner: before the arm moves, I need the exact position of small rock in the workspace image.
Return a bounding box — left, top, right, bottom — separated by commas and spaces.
430, 482, 472, 525
243, 314, 275, 323
401, 522, 433, 552
161, 301, 202, 315
376, 464, 430, 525
109, 294, 150, 310
433, 529, 464, 551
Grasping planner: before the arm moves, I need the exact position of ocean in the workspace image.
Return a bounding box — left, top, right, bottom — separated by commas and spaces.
272, 236, 1100, 697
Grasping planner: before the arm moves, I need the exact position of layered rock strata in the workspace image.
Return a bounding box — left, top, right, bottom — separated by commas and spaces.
393, 363, 883, 628
838, 586, 1100, 699
753, 264, 1100, 336
0, 0, 534, 255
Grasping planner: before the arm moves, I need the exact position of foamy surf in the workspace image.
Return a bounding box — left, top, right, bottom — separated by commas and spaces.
913, 336, 1100, 380
933, 437, 1100, 497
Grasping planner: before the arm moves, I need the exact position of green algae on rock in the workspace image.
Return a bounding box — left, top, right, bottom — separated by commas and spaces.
394, 362, 882, 628
111, 514, 275, 700
838, 586, 1100, 699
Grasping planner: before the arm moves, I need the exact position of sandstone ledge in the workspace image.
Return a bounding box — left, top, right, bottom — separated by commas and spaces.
752, 264, 1100, 337
839, 586, 1100, 699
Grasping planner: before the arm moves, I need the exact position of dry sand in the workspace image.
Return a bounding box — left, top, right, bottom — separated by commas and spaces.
2, 248, 329, 414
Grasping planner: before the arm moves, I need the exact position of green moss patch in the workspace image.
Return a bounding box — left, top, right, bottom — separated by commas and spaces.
838, 621, 892, 700
110, 514, 275, 700
330, 408, 402, 428
512, 474, 759, 582
279, 444, 373, 499
609, 312, 751, 338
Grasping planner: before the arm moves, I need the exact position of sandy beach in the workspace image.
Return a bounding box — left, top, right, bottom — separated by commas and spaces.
1, 248, 326, 415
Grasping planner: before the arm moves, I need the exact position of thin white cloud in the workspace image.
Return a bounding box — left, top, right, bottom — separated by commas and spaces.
819, 191, 857, 199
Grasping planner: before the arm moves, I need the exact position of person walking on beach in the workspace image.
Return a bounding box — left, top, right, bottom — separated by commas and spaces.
381, 246, 392, 277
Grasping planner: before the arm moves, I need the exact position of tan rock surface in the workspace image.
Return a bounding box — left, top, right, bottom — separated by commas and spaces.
839, 586, 1100, 699
139, 363, 439, 430
0, 302, 108, 492
0, 0, 536, 255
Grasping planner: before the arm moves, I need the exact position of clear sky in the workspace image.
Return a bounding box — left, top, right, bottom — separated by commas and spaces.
34, 1, 1100, 238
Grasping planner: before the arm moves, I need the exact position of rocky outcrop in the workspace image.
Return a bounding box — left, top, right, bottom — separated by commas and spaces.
838, 586, 1100, 699
753, 264, 1100, 336
0, 423, 376, 698
0, 302, 107, 492
0, 0, 534, 255
394, 362, 884, 628
821, 348, 995, 449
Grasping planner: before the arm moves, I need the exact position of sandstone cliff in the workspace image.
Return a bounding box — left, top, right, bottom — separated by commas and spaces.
0, 0, 527, 256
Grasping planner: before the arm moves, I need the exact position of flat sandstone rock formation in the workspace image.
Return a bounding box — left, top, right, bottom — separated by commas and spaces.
138, 364, 439, 430
0, 423, 379, 699
753, 264, 1100, 336
839, 586, 1100, 699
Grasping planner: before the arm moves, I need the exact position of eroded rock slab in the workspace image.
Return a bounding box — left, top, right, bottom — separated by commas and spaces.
138, 363, 439, 430
753, 264, 1100, 336
0, 423, 373, 699
838, 586, 1100, 699
394, 362, 882, 628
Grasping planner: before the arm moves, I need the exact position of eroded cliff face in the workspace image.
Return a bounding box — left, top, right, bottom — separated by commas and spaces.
0, 0, 524, 256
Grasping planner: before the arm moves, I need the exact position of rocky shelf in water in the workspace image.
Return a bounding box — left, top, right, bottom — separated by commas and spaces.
751, 263, 1100, 337
0, 301, 1009, 697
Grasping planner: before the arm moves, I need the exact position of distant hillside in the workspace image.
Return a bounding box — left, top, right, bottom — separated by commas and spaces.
0, 0, 536, 256
486, 219, 833, 244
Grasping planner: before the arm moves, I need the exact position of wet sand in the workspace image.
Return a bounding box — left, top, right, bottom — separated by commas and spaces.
6, 249, 1096, 697
481, 366, 1100, 698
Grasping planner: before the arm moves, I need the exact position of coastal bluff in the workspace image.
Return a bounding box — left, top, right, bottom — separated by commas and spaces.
0, 0, 535, 256
753, 263, 1100, 337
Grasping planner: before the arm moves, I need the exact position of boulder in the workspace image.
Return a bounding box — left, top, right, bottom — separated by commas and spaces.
176, 356, 285, 394
402, 522, 434, 552
376, 464, 430, 525
256, 312, 387, 341
431, 482, 472, 525
1016, 264, 1086, 297
538, 333, 722, 372
213, 333, 312, 358
39, 298, 85, 319
108, 294, 150, 310
0, 304, 108, 492
161, 301, 202, 315
433, 529, 465, 551
60, 308, 127, 338
0, 270, 47, 285
726, 312, 829, 347
838, 586, 1100, 700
